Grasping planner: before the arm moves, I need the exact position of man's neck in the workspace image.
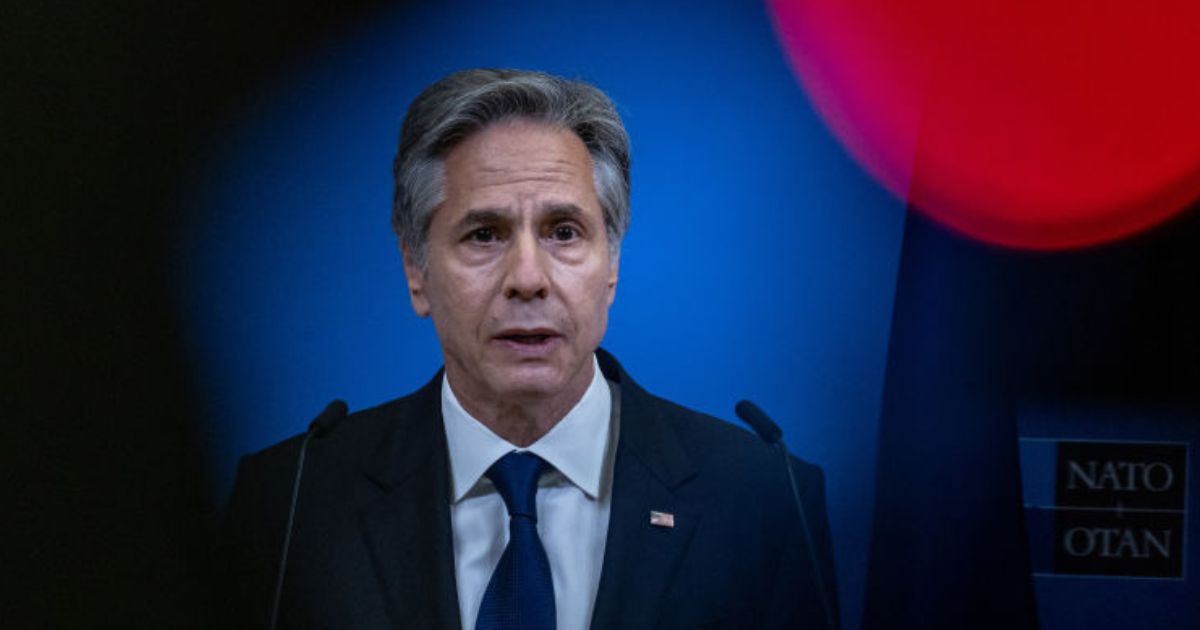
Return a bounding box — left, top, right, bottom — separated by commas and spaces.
446, 361, 595, 447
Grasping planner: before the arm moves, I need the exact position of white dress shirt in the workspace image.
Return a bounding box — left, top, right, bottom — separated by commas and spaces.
442, 355, 619, 630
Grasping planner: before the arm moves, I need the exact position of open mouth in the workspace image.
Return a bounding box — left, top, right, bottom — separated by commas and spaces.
497, 334, 554, 345
494, 329, 561, 353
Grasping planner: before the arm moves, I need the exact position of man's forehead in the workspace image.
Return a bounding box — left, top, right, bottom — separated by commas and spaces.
445, 120, 592, 172
439, 123, 600, 216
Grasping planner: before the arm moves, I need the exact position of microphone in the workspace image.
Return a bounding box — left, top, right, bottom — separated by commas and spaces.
735, 400, 837, 630
308, 399, 348, 437
734, 399, 783, 444
269, 400, 348, 630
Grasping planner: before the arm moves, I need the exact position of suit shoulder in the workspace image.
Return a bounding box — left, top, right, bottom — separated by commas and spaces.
237, 383, 434, 478
649, 393, 760, 450
243, 397, 393, 458
641, 391, 826, 484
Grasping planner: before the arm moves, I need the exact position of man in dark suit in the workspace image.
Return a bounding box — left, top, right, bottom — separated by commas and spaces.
222, 69, 837, 629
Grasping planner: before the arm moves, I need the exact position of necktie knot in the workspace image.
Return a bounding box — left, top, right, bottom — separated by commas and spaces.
484, 451, 547, 521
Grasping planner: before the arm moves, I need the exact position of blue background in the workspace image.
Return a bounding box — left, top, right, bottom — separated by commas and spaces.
174, 3, 907, 629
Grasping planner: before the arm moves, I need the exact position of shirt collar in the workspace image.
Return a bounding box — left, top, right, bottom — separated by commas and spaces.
441, 354, 612, 503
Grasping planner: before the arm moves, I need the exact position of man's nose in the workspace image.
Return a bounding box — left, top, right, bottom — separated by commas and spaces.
502, 231, 550, 300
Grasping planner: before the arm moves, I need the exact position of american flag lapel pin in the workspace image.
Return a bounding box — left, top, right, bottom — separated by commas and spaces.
649, 510, 675, 528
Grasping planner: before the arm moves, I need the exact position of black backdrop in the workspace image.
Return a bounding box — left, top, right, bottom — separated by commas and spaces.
7, 1, 389, 626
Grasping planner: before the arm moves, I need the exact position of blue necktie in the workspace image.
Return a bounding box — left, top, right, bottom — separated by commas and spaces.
475, 452, 556, 630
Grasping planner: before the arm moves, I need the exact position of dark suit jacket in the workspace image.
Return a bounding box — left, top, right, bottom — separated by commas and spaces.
220, 349, 838, 629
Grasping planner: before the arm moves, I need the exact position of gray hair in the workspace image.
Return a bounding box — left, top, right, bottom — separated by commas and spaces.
392, 68, 631, 267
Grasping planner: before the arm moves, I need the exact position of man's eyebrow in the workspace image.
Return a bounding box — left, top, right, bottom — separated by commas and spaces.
457, 208, 508, 228
542, 203, 584, 218
456, 204, 584, 229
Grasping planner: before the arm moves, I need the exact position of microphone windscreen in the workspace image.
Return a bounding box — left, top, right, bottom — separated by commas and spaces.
309, 399, 349, 437
735, 399, 783, 445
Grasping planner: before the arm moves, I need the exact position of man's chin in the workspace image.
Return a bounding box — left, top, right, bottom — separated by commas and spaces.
491, 370, 567, 399
476, 348, 594, 403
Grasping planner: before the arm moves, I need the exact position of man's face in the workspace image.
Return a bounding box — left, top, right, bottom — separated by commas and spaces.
404, 120, 619, 410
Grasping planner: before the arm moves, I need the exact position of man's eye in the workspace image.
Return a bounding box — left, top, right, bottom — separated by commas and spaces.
551, 225, 579, 241
467, 227, 498, 243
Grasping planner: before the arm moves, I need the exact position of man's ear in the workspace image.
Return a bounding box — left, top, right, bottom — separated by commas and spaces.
401, 246, 431, 317
605, 250, 620, 307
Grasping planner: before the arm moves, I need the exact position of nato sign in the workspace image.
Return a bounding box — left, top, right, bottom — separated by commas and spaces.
1054, 442, 1185, 577
1022, 438, 1188, 579
1019, 409, 1198, 629
1017, 436, 1185, 580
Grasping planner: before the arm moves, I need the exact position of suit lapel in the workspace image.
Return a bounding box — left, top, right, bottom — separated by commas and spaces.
359, 375, 463, 630
591, 351, 701, 629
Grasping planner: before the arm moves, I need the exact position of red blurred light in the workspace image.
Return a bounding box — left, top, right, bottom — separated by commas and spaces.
769, 0, 1200, 250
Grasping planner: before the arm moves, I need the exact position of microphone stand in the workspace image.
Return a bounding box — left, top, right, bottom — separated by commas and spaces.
735, 400, 836, 630
268, 400, 348, 630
